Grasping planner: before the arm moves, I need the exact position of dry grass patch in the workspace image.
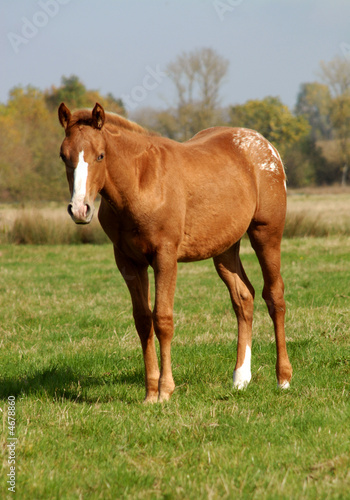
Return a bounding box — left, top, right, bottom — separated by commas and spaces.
285, 191, 350, 237
1, 189, 350, 244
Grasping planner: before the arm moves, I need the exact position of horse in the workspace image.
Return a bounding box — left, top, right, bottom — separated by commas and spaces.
58, 102, 292, 403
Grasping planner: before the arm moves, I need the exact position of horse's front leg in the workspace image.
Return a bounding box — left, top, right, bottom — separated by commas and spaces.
152, 247, 178, 402
113, 247, 160, 403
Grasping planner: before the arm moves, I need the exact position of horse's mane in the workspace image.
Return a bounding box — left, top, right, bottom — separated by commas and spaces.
69, 109, 155, 136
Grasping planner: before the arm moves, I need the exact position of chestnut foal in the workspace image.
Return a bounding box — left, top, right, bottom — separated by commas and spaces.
58, 102, 292, 402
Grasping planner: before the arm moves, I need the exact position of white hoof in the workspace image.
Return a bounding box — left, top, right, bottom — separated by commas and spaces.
278, 380, 290, 389
233, 345, 251, 389
233, 371, 251, 390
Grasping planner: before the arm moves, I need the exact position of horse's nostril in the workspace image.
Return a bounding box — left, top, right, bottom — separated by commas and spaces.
68, 202, 93, 222
85, 204, 92, 217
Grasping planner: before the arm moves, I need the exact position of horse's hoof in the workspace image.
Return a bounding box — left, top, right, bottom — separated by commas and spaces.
143, 394, 159, 404
233, 369, 251, 390
278, 380, 290, 389
158, 392, 172, 403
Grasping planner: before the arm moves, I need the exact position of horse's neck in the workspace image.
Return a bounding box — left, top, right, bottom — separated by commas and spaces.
102, 129, 149, 210
105, 125, 148, 154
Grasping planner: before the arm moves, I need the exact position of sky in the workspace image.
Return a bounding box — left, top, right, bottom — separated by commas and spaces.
1, 0, 350, 113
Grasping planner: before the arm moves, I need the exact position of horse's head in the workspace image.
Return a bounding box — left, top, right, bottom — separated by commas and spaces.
58, 102, 107, 224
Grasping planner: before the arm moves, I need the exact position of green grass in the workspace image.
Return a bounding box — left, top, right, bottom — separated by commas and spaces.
0, 238, 349, 499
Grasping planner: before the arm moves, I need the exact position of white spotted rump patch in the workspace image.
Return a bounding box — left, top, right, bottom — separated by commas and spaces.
267, 142, 280, 161
233, 345, 252, 389
232, 129, 286, 187
259, 161, 279, 174
260, 141, 286, 186
232, 129, 265, 151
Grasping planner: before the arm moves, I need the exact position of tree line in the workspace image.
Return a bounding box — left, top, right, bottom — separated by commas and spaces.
1, 49, 349, 202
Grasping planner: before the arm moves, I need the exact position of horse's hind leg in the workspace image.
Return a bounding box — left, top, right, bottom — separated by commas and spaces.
248, 223, 292, 388
213, 241, 255, 389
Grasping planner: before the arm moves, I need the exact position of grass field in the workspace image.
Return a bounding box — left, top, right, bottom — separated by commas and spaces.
0, 224, 349, 498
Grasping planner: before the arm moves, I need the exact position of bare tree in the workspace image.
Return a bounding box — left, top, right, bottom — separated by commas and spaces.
319, 56, 350, 97
319, 56, 350, 184
167, 48, 229, 140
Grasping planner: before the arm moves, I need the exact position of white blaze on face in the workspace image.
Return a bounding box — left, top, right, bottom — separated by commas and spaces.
73, 150, 88, 202
69, 150, 89, 220
233, 345, 252, 390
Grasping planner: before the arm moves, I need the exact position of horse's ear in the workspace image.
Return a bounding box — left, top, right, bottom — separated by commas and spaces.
58, 103, 71, 130
92, 103, 105, 130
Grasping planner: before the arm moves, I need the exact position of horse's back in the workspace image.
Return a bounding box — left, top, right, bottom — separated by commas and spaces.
188, 126, 286, 217
175, 127, 286, 261
185, 127, 285, 183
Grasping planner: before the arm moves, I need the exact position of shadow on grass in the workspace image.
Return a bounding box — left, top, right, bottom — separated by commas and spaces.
0, 363, 144, 403
0, 340, 322, 404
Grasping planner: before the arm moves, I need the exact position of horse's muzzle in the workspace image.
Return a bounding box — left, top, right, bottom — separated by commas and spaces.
68, 202, 94, 224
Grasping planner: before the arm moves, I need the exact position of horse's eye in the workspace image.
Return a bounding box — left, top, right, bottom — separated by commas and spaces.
97, 154, 104, 161
60, 152, 67, 162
